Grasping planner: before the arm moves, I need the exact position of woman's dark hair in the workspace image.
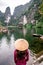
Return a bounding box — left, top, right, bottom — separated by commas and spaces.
17, 50, 26, 60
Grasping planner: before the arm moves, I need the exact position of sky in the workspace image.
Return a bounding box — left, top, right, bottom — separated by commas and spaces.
0, 0, 30, 15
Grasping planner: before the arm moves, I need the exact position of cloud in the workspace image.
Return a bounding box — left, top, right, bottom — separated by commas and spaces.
0, 0, 7, 6
0, 0, 30, 14
0, 0, 8, 13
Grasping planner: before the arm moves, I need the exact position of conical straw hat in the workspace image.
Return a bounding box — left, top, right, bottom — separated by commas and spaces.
14, 39, 29, 51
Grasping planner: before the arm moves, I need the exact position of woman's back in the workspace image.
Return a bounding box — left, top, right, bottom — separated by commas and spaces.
14, 49, 29, 65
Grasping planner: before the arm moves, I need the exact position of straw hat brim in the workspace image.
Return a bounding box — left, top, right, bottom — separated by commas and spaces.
14, 39, 29, 51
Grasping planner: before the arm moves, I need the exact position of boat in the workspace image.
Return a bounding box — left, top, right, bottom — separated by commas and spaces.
32, 34, 41, 37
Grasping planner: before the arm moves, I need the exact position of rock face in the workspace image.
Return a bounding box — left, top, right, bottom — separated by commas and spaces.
26, 0, 42, 23
0, 7, 11, 24
0, 11, 5, 23
13, 0, 33, 18
5, 7, 11, 18
18, 0, 42, 24
0, 11, 4, 17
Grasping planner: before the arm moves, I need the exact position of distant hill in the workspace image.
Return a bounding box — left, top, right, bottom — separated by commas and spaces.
0, 0, 42, 26
4, 7, 11, 18
0, 7, 11, 25
13, 0, 33, 18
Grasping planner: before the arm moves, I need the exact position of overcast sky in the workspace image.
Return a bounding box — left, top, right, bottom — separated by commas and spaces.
0, 0, 30, 14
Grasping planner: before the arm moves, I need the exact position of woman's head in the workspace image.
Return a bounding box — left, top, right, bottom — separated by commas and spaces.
16, 50, 26, 59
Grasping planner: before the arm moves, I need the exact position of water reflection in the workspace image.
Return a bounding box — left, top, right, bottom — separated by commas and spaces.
10, 34, 15, 51
31, 28, 36, 34
0, 35, 15, 65
23, 27, 27, 37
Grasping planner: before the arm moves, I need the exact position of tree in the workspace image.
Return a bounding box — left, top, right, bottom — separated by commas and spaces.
39, 2, 43, 15
34, 11, 41, 20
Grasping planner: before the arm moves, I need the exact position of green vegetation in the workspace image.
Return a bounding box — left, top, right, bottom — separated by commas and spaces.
30, 37, 43, 53
0, 16, 6, 26
34, 0, 43, 28
25, 23, 32, 29
9, 16, 19, 26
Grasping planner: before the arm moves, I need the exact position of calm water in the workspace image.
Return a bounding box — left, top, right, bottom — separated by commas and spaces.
0, 35, 15, 65
0, 34, 35, 65
0, 27, 43, 65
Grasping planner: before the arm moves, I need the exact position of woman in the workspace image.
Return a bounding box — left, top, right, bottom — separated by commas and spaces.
14, 39, 29, 65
